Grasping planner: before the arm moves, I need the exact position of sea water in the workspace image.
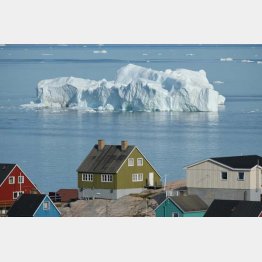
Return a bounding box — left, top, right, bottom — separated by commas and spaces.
0, 45, 261, 192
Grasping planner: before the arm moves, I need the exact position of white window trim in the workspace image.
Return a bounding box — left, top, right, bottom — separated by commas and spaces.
18, 176, 24, 184
132, 173, 143, 182
13, 191, 24, 200
43, 201, 50, 210
238, 172, 245, 181
128, 158, 134, 166
82, 173, 93, 182
9, 176, 15, 184
220, 171, 228, 180
137, 158, 143, 166
101, 174, 113, 183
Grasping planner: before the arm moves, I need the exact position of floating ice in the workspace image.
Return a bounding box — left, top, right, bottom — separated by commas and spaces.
93, 50, 107, 54
41, 53, 53, 56
186, 53, 195, 56
213, 80, 224, 85
257, 61, 262, 64
241, 59, 254, 63
220, 57, 233, 62
25, 64, 225, 112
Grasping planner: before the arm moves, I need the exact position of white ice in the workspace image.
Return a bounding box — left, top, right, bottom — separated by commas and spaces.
25, 64, 225, 112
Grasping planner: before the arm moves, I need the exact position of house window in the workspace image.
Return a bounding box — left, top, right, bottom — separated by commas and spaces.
221, 172, 227, 180
43, 201, 50, 210
137, 158, 143, 166
82, 173, 93, 182
101, 174, 113, 182
9, 176, 15, 184
18, 176, 24, 184
172, 212, 179, 217
132, 173, 143, 182
128, 158, 134, 166
13, 191, 24, 200
238, 172, 245, 181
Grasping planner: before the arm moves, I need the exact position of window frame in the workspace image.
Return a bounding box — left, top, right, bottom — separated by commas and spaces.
13, 191, 24, 200
9, 176, 15, 184
137, 158, 143, 167
43, 201, 50, 210
172, 212, 179, 217
132, 173, 143, 182
221, 171, 228, 180
238, 172, 245, 181
101, 174, 113, 183
82, 173, 93, 182
128, 158, 134, 167
18, 176, 24, 184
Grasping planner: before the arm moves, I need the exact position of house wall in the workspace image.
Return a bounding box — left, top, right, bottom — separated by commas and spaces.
0, 165, 39, 207
250, 167, 262, 190
34, 196, 61, 217
188, 187, 262, 205
187, 161, 251, 189
155, 198, 183, 217
78, 173, 117, 191
183, 211, 206, 217
116, 148, 161, 189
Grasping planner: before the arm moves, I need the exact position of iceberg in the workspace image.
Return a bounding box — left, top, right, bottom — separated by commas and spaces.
28, 64, 225, 112
220, 57, 233, 62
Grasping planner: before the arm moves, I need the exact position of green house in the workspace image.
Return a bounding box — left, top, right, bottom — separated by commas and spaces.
77, 139, 162, 200
155, 195, 208, 217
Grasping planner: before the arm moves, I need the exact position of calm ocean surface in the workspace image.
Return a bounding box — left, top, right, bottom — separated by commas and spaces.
0, 44, 262, 192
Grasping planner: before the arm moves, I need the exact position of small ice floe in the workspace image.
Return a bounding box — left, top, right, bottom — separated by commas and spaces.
142, 53, 148, 56
220, 57, 233, 62
157, 53, 162, 56
146, 60, 150, 63
213, 80, 224, 85
41, 53, 53, 56
257, 61, 262, 64
186, 53, 195, 56
241, 59, 254, 63
93, 50, 107, 54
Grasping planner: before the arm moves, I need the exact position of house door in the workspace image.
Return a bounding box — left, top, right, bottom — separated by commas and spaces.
149, 172, 154, 187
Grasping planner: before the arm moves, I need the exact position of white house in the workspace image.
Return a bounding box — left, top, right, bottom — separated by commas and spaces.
186, 155, 262, 205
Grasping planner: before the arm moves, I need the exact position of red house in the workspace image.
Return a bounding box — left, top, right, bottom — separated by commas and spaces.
0, 163, 40, 215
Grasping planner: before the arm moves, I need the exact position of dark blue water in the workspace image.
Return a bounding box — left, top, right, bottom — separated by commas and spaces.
0, 45, 262, 192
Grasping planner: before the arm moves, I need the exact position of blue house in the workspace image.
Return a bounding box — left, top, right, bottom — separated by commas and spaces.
155, 195, 208, 217
7, 194, 61, 217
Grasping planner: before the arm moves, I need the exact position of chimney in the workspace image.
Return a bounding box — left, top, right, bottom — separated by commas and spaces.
98, 139, 105, 151
121, 140, 128, 151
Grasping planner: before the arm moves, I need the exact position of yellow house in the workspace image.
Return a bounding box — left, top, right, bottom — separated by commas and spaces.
77, 140, 162, 200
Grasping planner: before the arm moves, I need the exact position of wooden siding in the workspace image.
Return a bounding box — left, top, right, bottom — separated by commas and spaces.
34, 195, 61, 217
186, 160, 252, 189
0, 165, 39, 207
116, 148, 161, 189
